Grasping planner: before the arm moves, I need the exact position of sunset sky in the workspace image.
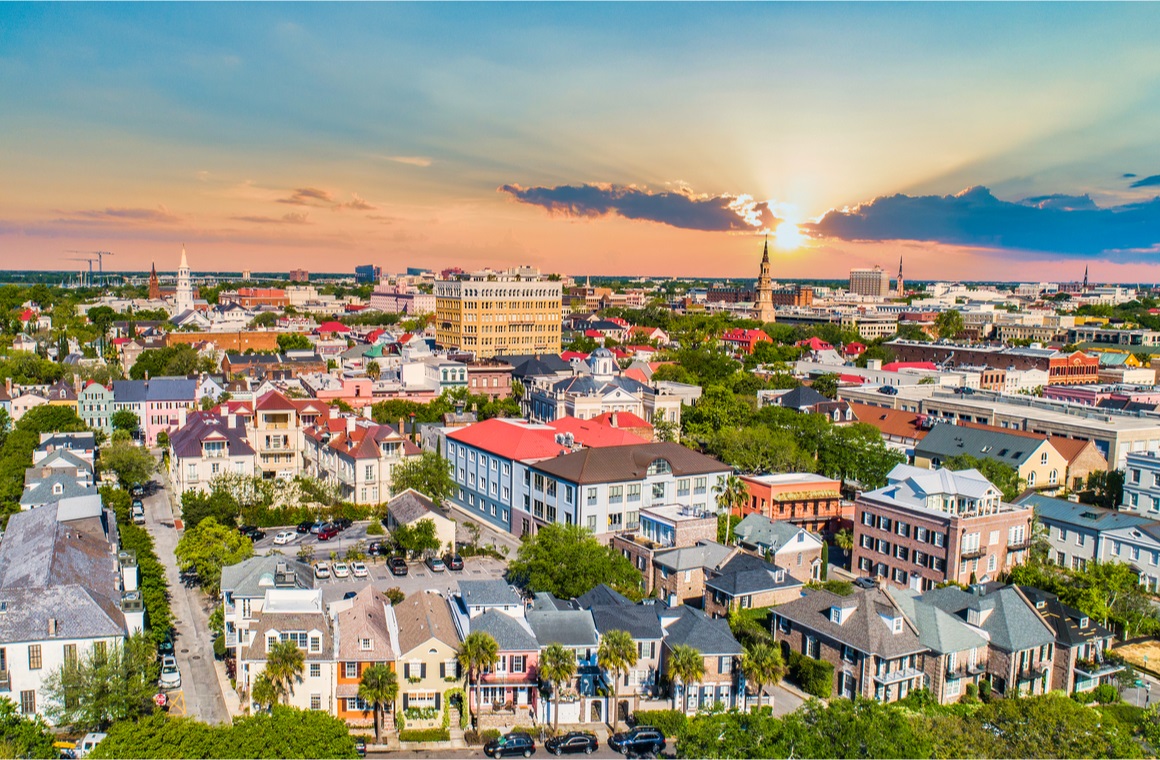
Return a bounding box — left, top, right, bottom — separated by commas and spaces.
4, 3, 1160, 280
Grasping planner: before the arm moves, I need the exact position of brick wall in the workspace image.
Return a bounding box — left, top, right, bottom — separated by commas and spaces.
168, 331, 280, 353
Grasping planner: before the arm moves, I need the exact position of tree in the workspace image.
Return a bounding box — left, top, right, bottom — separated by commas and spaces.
597, 630, 638, 731
934, 310, 964, 341
365, 361, 381, 381
944, 454, 1024, 501
818, 423, 905, 488
458, 631, 499, 729
0, 697, 56, 759
277, 333, 314, 352
667, 644, 705, 712
264, 639, 306, 705
358, 664, 398, 743
507, 523, 642, 600
739, 643, 785, 712
392, 517, 443, 557
41, 632, 159, 730
111, 409, 140, 434
180, 489, 240, 529
705, 426, 814, 474
713, 474, 748, 546
810, 373, 839, 399
174, 517, 253, 595
389, 453, 454, 506
834, 528, 854, 552
539, 643, 577, 731
99, 439, 156, 486
961, 692, 1142, 759
251, 673, 279, 712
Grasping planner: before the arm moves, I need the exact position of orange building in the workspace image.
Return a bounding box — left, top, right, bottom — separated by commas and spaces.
335, 587, 397, 728
1047, 351, 1100, 386
739, 472, 850, 533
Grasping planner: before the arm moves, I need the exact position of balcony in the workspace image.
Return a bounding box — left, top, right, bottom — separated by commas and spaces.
1016, 663, 1050, 683
960, 547, 986, 560
225, 631, 239, 648
1006, 540, 1032, 552
873, 666, 924, 685
1075, 657, 1124, 679
946, 664, 985, 680
0, 669, 9, 692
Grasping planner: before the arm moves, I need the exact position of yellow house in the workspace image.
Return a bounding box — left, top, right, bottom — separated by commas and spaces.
915, 424, 1071, 490
394, 591, 462, 729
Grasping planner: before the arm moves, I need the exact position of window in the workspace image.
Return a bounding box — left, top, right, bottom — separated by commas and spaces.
587, 487, 598, 506
841, 644, 856, 663
694, 477, 707, 495
677, 478, 690, 496
651, 482, 665, 500
547, 480, 557, 497
281, 631, 309, 649
587, 515, 597, 532
628, 484, 642, 502
310, 693, 322, 710
64, 644, 77, 665
878, 516, 892, 532
896, 522, 909, 538
565, 485, 574, 504
311, 663, 322, 678
933, 532, 945, 548
862, 512, 874, 526
609, 485, 623, 503
309, 635, 321, 653
988, 554, 997, 572
345, 662, 358, 678
510, 655, 526, 674
20, 690, 34, 715
28, 645, 41, 670
1041, 451, 1049, 465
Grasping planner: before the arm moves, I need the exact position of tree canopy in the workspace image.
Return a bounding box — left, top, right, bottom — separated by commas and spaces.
174, 517, 253, 595
507, 523, 642, 600
41, 633, 160, 731
100, 439, 157, 486
389, 453, 455, 506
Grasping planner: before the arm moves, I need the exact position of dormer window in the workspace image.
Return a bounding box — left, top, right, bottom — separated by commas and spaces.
1079, 617, 1089, 629
360, 637, 373, 651
52, 483, 63, 495
892, 617, 903, 634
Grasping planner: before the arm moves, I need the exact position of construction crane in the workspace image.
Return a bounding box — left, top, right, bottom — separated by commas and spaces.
64, 257, 96, 288
64, 250, 114, 286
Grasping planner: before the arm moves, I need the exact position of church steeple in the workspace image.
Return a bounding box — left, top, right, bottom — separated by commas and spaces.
147, 261, 160, 300
1083, 265, 1089, 290
896, 255, 904, 298
753, 236, 776, 323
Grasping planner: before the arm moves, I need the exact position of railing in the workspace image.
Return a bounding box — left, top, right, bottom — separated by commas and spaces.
960, 548, 986, 560
479, 671, 538, 685
946, 663, 985, 680
1075, 658, 1124, 678
873, 666, 924, 685
1016, 663, 1050, 682
1006, 540, 1032, 551
225, 631, 239, 648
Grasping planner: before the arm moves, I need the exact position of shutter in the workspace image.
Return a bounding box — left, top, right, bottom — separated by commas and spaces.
435, 692, 442, 710
440, 662, 446, 679
420, 663, 427, 678
402, 693, 409, 709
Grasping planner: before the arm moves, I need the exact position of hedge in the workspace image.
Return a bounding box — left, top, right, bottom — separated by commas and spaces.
398, 728, 451, 743
632, 709, 687, 738
787, 651, 834, 699
466, 729, 501, 745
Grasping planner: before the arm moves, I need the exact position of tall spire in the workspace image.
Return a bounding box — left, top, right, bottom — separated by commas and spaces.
1083, 265, 1089, 290
762, 235, 770, 263
179, 244, 188, 271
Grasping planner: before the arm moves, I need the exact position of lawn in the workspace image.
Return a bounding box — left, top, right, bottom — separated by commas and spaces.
1115, 639, 1160, 675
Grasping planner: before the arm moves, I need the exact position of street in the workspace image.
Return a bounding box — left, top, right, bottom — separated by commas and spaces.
143, 471, 231, 724
1122, 669, 1160, 710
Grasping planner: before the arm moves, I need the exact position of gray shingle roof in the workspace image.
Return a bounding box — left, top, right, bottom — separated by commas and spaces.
916, 424, 1047, 468
733, 515, 805, 552
20, 472, 99, 506
0, 584, 126, 644
113, 377, 197, 403
1019, 586, 1115, 648
772, 386, 830, 410
1017, 493, 1155, 532
920, 585, 1055, 653
661, 607, 742, 656
527, 609, 599, 648
469, 609, 538, 651
459, 580, 522, 608
589, 604, 663, 640
169, 412, 255, 458
387, 489, 441, 525
773, 587, 927, 659
36, 432, 95, 453
705, 553, 801, 597
220, 555, 315, 598
888, 588, 987, 655
653, 542, 733, 573
575, 584, 633, 608
32, 448, 94, 473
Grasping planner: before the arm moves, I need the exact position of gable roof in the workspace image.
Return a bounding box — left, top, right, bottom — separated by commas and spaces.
575, 583, 633, 609
447, 418, 564, 461
1016, 493, 1153, 532
459, 580, 523, 608
20, 472, 98, 506
661, 606, 742, 655
589, 603, 664, 640
653, 541, 734, 572
773, 587, 926, 658
386, 489, 443, 525
1019, 586, 1115, 648
848, 403, 929, 442
220, 555, 315, 598
530, 442, 728, 485
112, 377, 197, 403
916, 423, 1050, 468
774, 385, 830, 409
920, 585, 1055, 652
396, 591, 459, 653
336, 586, 398, 661
527, 608, 599, 648
469, 609, 538, 651
733, 514, 820, 552
887, 588, 987, 655
705, 553, 801, 596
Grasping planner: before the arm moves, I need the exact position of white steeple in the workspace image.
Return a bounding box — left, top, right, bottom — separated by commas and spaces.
175, 245, 193, 314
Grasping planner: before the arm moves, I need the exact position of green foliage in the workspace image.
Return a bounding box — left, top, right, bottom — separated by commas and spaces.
0, 351, 66, 384
633, 709, 688, 738
598, 629, 638, 730
102, 487, 173, 643
507, 523, 642, 600
358, 663, 399, 743
934, 310, 965, 341
384, 587, 405, 605
1009, 559, 1160, 638
129, 345, 215, 380
810, 373, 839, 399
88, 707, 359, 759
111, 409, 140, 432
1092, 683, 1121, 704
100, 439, 157, 486
276, 333, 314, 351
398, 728, 450, 742
174, 516, 254, 595
1083, 469, 1126, 510
365, 520, 384, 536
389, 452, 455, 506
786, 651, 833, 699
943, 454, 1024, 501
703, 425, 814, 474
0, 697, 57, 759
392, 517, 444, 557
180, 488, 241, 529
541, 643, 578, 729
41, 632, 159, 730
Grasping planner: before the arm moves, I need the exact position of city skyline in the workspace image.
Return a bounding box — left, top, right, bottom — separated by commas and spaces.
4, 4, 1160, 279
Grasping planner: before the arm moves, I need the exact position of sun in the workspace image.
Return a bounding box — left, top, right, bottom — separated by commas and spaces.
774, 221, 805, 250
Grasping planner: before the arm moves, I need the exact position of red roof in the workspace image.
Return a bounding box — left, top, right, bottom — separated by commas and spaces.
584, 329, 604, 338
345, 304, 367, 312
110, 337, 130, 345
549, 416, 648, 447
605, 317, 630, 327
610, 348, 630, 359
838, 374, 866, 385
722, 328, 771, 343
447, 419, 565, 461
366, 328, 385, 343
316, 321, 350, 333
797, 337, 833, 351
843, 342, 867, 355
255, 390, 298, 412
622, 368, 650, 384
625, 345, 656, 353
589, 411, 652, 430
881, 361, 938, 372
19, 309, 35, 321
561, 351, 589, 361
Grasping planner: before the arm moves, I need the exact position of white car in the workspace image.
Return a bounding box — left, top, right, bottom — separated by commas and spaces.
351, 561, 368, 578
332, 561, 350, 578
273, 530, 297, 545
314, 562, 331, 579
159, 655, 181, 689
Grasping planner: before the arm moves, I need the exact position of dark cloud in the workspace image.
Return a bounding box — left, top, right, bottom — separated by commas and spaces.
231, 212, 310, 225
1130, 175, 1160, 188
62, 206, 180, 224
498, 183, 778, 232
809, 186, 1160, 256
1124, 173, 1138, 179
336, 194, 377, 211
277, 187, 334, 206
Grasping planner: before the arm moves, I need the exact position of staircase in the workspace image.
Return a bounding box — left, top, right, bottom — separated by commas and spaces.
448, 705, 465, 743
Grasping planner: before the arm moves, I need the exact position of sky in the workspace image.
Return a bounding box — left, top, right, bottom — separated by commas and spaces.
4, 3, 1160, 281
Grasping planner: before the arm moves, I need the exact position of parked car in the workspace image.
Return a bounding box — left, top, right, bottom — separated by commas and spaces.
72, 732, 108, 759
425, 555, 446, 573
309, 521, 326, 534
131, 505, 145, 525
157, 633, 175, 658
444, 554, 464, 571
314, 562, 331, 579
351, 561, 368, 578
546, 731, 598, 755
241, 527, 266, 541
159, 655, 181, 689
334, 517, 353, 530
130, 483, 145, 497
877, 385, 899, 395
609, 726, 665, 756
317, 526, 339, 541
353, 739, 366, 758
388, 557, 409, 576
333, 561, 351, 578
297, 521, 315, 534
131, 499, 144, 510
853, 576, 877, 589
273, 530, 297, 545
484, 732, 536, 758
367, 541, 384, 557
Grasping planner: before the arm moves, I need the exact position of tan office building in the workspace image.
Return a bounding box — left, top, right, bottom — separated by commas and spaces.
434, 273, 562, 358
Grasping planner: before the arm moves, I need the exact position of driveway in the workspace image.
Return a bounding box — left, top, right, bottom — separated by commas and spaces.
143, 475, 231, 724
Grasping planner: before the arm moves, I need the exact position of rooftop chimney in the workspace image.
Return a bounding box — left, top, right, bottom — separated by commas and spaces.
346, 416, 356, 434
610, 411, 619, 427
48, 618, 58, 637
227, 412, 236, 429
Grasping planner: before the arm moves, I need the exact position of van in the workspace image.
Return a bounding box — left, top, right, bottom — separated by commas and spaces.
75, 733, 108, 758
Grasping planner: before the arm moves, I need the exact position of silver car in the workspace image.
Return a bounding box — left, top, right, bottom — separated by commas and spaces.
159, 655, 181, 689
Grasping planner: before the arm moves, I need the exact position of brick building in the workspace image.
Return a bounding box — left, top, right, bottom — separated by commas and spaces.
612, 505, 718, 594
852, 464, 1032, 590
739, 473, 847, 533
167, 330, 280, 353
466, 360, 514, 400
1047, 351, 1100, 386
218, 287, 290, 309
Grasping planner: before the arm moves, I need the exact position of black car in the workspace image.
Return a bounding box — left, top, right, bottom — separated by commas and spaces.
484, 732, 536, 758
546, 731, 597, 755
388, 557, 409, 576
157, 634, 175, 658
353, 739, 366, 758
444, 554, 464, 571
239, 526, 266, 541
609, 726, 665, 756
334, 517, 353, 530
296, 521, 315, 534
877, 385, 899, 395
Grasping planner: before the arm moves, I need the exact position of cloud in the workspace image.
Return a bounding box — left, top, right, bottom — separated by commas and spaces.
1130, 175, 1160, 188
231, 212, 310, 225
498, 183, 779, 232
1124, 173, 1138, 179
62, 205, 180, 224
809, 186, 1160, 256
336, 194, 377, 212
276, 187, 334, 206
381, 155, 432, 168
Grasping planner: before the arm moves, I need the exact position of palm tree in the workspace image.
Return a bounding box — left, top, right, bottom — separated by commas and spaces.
597, 629, 638, 731
739, 643, 785, 713
667, 644, 705, 713
457, 631, 499, 728
539, 643, 577, 731
250, 673, 278, 712
714, 474, 749, 545
366, 361, 381, 381
358, 664, 399, 744
264, 639, 305, 705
